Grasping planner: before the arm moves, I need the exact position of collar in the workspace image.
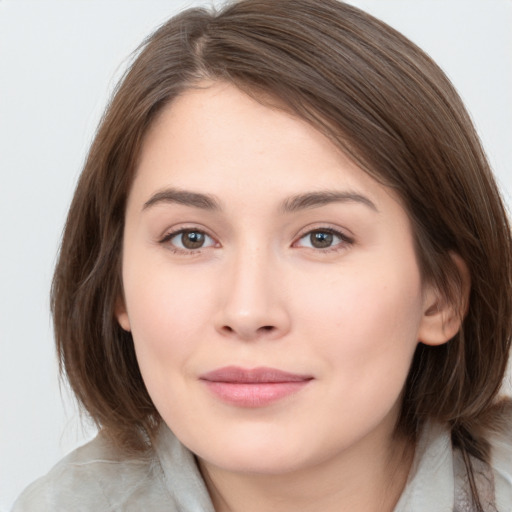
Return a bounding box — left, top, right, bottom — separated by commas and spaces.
394, 422, 454, 511
154, 422, 494, 512
154, 425, 215, 512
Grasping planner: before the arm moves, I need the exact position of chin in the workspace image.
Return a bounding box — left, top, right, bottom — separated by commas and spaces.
188, 424, 331, 476
200, 447, 311, 476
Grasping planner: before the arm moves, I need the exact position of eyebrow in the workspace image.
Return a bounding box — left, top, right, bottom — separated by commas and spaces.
280, 190, 378, 213
142, 187, 378, 213
143, 189, 221, 211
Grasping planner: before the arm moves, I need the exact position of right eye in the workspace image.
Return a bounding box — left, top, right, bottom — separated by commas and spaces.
161, 229, 216, 252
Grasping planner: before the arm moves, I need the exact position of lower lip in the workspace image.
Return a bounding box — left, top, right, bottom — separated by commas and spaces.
202, 381, 311, 407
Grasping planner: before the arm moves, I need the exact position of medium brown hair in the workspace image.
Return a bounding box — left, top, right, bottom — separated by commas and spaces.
53, 0, 511, 504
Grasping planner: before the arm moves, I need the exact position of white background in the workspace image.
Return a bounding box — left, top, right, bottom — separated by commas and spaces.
1, 1, 511, 509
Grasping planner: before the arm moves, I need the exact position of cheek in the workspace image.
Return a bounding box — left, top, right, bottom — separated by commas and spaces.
122, 261, 217, 371
298, 260, 424, 385
292, 270, 423, 444
123, 264, 221, 425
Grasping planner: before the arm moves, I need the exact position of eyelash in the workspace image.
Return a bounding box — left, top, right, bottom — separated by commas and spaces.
158, 226, 354, 255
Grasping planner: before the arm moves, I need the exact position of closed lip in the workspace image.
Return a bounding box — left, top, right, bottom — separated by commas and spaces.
199, 366, 314, 383
199, 367, 313, 407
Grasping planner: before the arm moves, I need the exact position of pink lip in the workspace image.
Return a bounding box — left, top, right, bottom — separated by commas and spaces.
199, 366, 313, 408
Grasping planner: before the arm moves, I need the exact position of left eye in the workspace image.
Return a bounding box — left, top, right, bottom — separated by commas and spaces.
296, 229, 348, 249
165, 229, 216, 250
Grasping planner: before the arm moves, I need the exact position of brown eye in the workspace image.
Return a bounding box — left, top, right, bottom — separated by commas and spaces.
296, 228, 352, 251
163, 229, 215, 251
310, 231, 334, 248
181, 230, 206, 249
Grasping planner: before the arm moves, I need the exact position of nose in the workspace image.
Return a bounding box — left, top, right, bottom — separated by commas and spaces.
214, 244, 291, 341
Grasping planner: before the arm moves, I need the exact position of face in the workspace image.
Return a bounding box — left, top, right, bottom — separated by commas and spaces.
117, 81, 440, 475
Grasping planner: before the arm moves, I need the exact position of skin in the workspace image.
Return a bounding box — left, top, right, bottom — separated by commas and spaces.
116, 81, 463, 512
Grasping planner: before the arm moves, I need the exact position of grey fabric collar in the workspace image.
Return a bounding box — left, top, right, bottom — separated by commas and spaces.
155, 425, 216, 512
154, 422, 501, 512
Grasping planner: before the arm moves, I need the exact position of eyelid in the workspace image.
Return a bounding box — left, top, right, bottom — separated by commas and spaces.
294, 223, 354, 241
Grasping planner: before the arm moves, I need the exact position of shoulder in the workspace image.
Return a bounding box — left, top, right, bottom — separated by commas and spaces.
488, 399, 512, 511
395, 405, 512, 512
454, 399, 512, 511
12, 431, 174, 512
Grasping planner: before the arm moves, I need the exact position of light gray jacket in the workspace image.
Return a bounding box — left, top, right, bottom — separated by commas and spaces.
13, 419, 512, 511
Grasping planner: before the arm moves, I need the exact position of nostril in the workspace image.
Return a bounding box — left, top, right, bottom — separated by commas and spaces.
220, 324, 275, 336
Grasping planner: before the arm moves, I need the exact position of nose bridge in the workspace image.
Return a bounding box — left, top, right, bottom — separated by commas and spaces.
216, 238, 289, 340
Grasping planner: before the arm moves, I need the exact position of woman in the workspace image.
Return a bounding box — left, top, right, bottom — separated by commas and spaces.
13, 0, 512, 510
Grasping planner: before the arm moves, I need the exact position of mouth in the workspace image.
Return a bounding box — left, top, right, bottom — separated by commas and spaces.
199, 366, 313, 407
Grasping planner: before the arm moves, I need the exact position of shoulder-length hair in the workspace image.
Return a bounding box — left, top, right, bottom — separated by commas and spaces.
53, 0, 511, 505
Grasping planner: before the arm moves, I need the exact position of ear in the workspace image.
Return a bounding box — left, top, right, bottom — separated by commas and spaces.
115, 294, 131, 332
418, 253, 470, 346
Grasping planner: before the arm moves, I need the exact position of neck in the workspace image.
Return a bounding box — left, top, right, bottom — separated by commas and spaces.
199, 428, 415, 512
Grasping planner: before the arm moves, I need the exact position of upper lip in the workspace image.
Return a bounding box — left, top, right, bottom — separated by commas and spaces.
200, 366, 313, 383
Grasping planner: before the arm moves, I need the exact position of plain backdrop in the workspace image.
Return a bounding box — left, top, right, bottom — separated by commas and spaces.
1, 0, 511, 509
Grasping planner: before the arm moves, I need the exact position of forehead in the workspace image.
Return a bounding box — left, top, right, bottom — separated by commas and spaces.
131, 81, 403, 215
